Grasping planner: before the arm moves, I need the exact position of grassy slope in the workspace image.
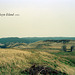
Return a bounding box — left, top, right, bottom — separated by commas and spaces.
0, 49, 75, 75
49, 50, 75, 66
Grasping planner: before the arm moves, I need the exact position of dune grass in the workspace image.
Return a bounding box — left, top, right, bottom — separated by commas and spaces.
0, 49, 75, 75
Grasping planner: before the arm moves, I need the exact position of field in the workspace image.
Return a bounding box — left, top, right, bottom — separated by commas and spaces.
0, 48, 75, 75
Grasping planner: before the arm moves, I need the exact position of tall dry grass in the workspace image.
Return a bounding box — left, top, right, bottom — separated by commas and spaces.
0, 49, 75, 75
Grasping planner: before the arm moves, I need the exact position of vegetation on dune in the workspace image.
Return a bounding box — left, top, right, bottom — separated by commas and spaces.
0, 37, 75, 75
0, 49, 75, 75
0, 38, 75, 51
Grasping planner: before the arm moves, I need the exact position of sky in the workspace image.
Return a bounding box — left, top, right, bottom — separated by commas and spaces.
0, 0, 75, 38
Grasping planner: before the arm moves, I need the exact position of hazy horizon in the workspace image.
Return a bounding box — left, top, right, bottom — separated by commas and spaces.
0, 36, 75, 38
0, 0, 75, 38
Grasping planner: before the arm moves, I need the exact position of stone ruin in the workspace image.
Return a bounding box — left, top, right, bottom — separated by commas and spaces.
62, 45, 74, 52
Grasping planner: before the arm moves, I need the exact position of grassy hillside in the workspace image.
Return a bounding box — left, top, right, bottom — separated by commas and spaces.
3, 40, 75, 50
0, 49, 75, 75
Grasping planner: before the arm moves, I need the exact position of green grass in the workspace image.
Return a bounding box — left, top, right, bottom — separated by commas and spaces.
49, 50, 75, 66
